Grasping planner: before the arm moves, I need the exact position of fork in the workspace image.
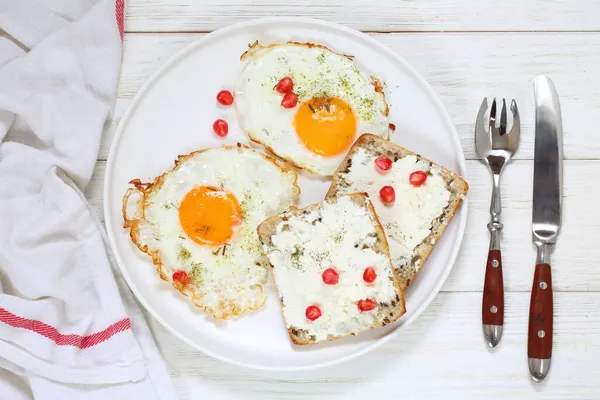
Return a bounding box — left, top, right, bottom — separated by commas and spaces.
474, 97, 520, 348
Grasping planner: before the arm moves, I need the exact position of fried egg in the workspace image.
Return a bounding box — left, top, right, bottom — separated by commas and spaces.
235, 42, 390, 177
123, 145, 300, 319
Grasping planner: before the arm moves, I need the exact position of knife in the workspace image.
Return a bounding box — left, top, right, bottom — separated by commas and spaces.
528, 75, 562, 382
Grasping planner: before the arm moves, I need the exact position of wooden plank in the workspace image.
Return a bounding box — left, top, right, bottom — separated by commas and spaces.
87, 158, 600, 292
100, 32, 600, 161
149, 292, 600, 399
124, 0, 600, 33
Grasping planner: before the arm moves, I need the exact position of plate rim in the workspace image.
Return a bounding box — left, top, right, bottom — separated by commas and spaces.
104, 16, 469, 372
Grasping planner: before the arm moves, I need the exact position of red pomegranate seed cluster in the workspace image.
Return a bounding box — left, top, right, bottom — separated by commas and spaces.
275, 77, 298, 109
213, 90, 235, 137
212, 77, 298, 138
306, 264, 380, 321
374, 158, 429, 204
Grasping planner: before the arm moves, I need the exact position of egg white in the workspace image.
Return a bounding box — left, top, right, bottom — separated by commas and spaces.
235, 42, 390, 177
125, 146, 299, 319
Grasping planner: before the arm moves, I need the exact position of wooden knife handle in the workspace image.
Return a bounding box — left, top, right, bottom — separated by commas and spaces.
528, 263, 553, 359
482, 249, 504, 326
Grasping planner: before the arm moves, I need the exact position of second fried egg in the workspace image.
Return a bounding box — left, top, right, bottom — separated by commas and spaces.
123, 145, 300, 319
235, 42, 390, 177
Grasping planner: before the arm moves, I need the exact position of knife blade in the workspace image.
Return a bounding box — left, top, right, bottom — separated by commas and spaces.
528, 75, 563, 382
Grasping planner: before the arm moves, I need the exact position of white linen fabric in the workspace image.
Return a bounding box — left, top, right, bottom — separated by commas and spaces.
0, 0, 177, 398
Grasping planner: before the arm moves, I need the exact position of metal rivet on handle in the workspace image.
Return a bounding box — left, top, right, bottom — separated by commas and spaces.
491, 259, 499, 268
538, 330, 545, 338
490, 306, 498, 314
540, 281, 548, 290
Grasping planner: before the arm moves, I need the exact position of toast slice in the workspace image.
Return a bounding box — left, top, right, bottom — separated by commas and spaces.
257, 193, 406, 345
326, 134, 469, 289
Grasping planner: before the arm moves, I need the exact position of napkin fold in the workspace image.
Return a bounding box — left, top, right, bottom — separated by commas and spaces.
0, 0, 176, 398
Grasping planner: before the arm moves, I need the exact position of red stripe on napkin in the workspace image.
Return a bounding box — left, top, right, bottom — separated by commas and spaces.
116, 0, 125, 40
0, 307, 131, 349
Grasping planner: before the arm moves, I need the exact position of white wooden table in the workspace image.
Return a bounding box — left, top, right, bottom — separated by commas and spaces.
91, 2, 600, 398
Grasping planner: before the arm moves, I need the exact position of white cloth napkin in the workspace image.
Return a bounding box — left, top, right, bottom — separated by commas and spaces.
0, 0, 177, 398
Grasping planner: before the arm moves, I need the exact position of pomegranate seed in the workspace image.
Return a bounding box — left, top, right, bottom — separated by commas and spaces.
363, 267, 377, 283
389, 123, 396, 132
322, 268, 339, 285
213, 119, 228, 137
216, 90, 234, 106
281, 92, 298, 108
379, 186, 395, 204
375, 157, 392, 171
409, 171, 427, 187
358, 299, 377, 312
172, 270, 190, 285
306, 305, 322, 321
276, 77, 294, 94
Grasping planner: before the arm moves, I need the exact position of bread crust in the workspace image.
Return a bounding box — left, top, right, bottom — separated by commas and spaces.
257, 193, 406, 345
326, 133, 469, 289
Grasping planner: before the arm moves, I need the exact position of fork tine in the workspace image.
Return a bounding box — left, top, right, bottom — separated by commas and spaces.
508, 99, 521, 152
474, 97, 490, 153
499, 98, 507, 136
489, 98, 497, 134
477, 97, 488, 122
510, 99, 520, 137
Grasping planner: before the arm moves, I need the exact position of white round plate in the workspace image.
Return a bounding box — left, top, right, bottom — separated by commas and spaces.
104, 17, 468, 371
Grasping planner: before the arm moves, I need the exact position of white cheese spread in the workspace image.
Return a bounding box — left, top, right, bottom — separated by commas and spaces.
341, 148, 451, 270
265, 196, 400, 341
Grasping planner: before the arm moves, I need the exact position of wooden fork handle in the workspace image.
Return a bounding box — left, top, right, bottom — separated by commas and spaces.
482, 249, 504, 325
482, 249, 504, 347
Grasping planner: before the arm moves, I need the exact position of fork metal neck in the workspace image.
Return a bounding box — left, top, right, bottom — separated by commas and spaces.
488, 155, 506, 175
487, 173, 503, 250
490, 173, 502, 221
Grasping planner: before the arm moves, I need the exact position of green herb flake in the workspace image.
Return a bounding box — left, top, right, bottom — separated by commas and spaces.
178, 247, 191, 261
162, 201, 177, 210
332, 232, 344, 244
189, 262, 203, 283
317, 52, 326, 64
339, 75, 351, 90
290, 252, 303, 270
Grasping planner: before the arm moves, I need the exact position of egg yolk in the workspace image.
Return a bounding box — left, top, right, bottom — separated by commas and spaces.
294, 97, 357, 156
179, 186, 242, 246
